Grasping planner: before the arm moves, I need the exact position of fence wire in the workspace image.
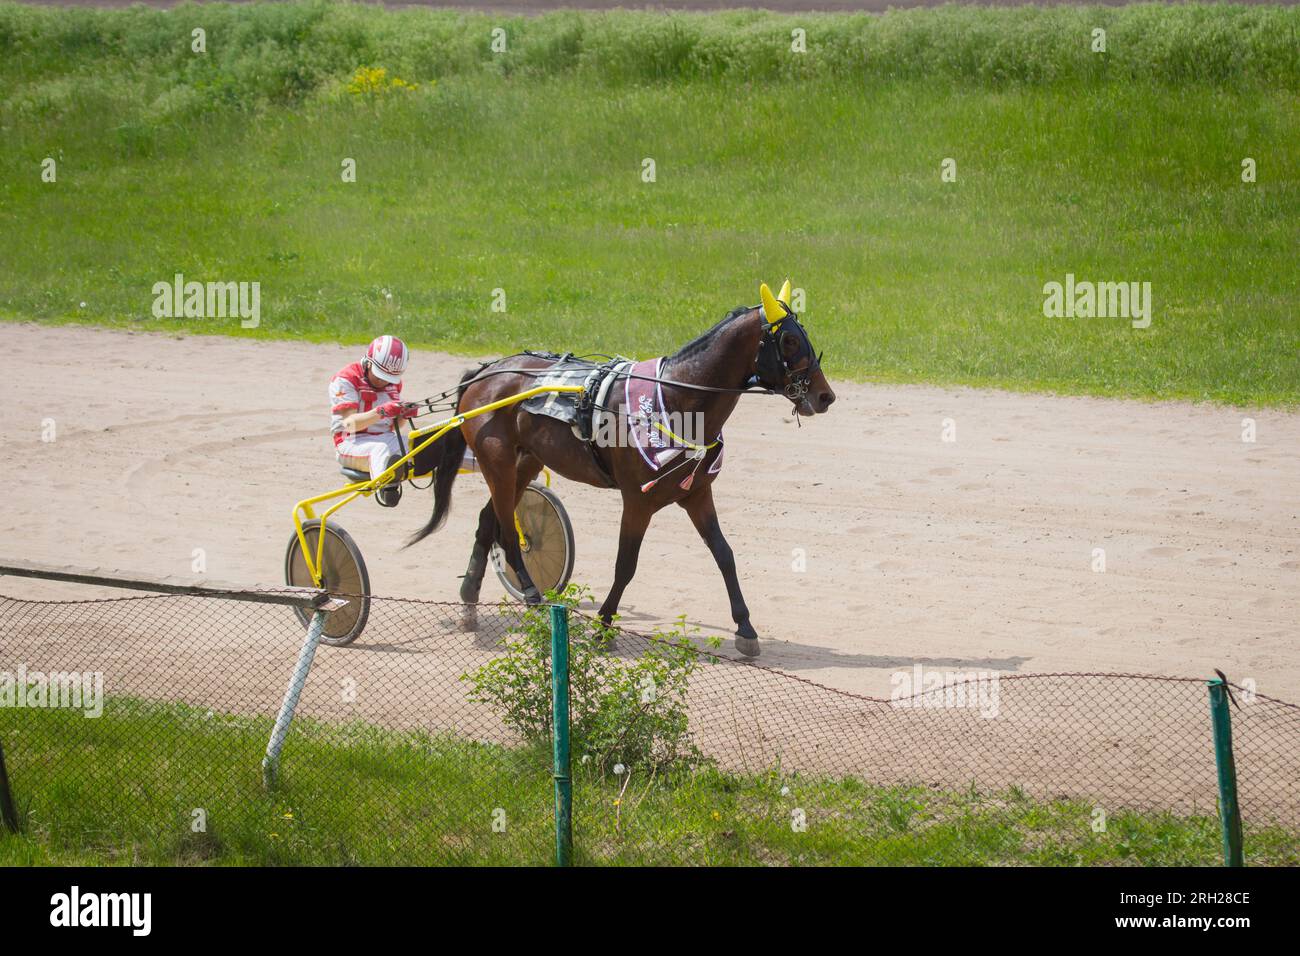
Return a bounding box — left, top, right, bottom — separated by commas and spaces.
0, 589, 1296, 866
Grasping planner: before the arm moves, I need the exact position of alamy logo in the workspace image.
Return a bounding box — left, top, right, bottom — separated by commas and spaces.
593, 409, 706, 449
152, 273, 260, 328
0, 665, 103, 718
50, 886, 151, 936
890, 664, 1001, 719
1042, 273, 1152, 328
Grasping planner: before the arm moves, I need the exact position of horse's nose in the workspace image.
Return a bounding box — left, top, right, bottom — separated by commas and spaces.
818, 391, 835, 412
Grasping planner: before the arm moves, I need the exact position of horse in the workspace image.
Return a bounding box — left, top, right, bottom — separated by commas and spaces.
407, 281, 835, 656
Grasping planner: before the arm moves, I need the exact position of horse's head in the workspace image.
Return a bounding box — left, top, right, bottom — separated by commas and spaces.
756, 281, 836, 416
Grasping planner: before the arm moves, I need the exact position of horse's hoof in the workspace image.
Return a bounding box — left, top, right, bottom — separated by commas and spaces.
522, 588, 543, 605
734, 635, 760, 658
460, 607, 479, 632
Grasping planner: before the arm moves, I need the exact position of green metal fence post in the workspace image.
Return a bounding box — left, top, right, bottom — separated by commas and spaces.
550, 604, 573, 867
0, 740, 19, 834
1207, 677, 1244, 867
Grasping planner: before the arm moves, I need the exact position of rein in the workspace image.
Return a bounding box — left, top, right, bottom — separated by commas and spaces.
405, 360, 780, 421
404, 308, 820, 422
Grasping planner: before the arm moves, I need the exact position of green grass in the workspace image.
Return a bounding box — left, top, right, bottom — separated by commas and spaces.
4, 2, 1298, 88
0, 3, 1297, 405
3, 698, 1297, 865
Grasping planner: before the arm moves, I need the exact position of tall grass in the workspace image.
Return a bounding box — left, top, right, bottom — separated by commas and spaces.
1, 2, 1298, 116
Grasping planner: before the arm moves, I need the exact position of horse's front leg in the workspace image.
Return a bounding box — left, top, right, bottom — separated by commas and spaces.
679, 485, 759, 656
597, 502, 653, 627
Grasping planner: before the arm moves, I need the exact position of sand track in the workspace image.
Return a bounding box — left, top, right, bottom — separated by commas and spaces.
1, 322, 1297, 700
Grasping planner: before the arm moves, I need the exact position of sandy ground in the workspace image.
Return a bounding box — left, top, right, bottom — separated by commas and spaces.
1, 322, 1296, 703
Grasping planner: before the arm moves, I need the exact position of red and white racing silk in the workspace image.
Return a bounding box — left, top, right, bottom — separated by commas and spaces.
329, 361, 403, 448
331, 360, 408, 478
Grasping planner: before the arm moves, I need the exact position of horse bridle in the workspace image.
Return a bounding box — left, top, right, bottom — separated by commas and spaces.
751, 312, 823, 403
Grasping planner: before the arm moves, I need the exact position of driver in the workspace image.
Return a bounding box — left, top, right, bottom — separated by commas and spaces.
330, 335, 419, 507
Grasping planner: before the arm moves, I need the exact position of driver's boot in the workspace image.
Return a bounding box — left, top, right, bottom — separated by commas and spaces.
375, 454, 404, 508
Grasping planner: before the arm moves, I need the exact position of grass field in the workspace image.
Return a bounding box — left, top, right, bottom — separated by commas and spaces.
4, 697, 1297, 865
0, 3, 1296, 404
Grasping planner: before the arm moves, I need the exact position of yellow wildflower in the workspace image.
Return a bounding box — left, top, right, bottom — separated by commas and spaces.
347, 66, 419, 97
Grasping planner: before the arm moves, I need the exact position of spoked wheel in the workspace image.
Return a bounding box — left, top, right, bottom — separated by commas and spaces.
284, 518, 371, 646
491, 483, 576, 602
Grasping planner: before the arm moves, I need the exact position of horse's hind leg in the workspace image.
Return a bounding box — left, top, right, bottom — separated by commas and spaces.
490, 453, 547, 603
461, 500, 498, 603
458, 500, 498, 631
462, 452, 542, 618
481, 454, 543, 604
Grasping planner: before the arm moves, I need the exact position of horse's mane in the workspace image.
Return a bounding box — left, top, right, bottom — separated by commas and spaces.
670, 305, 753, 361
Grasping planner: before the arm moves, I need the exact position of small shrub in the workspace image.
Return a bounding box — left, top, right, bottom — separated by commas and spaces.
463, 585, 717, 776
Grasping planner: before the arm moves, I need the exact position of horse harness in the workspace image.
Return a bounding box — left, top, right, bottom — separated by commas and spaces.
516, 351, 729, 492
402, 303, 818, 487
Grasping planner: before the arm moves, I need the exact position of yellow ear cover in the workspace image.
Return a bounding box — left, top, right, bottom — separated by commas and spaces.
759, 282, 788, 327
777, 279, 792, 308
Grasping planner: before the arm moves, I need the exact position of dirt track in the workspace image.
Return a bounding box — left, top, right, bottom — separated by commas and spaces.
2, 322, 1296, 701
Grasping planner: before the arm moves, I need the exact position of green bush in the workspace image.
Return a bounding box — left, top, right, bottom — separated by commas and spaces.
463, 586, 719, 776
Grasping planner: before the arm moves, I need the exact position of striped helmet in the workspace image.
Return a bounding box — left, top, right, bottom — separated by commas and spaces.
364, 335, 408, 384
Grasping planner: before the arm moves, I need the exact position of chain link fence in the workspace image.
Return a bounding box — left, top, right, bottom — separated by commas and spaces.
1, 582, 1297, 866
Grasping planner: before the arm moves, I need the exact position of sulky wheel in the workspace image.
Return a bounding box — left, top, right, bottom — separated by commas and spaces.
491, 483, 576, 602
284, 518, 371, 646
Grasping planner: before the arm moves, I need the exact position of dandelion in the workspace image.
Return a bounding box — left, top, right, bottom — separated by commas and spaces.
781, 786, 790, 797
711, 811, 720, 821
613, 763, 625, 775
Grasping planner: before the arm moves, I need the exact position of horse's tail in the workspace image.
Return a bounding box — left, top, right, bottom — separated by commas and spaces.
406, 365, 480, 547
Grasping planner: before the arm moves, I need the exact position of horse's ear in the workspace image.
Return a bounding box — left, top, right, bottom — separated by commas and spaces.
778, 279, 792, 308
760, 282, 789, 328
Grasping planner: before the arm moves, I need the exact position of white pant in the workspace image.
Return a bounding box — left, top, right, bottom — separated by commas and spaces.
337, 432, 403, 479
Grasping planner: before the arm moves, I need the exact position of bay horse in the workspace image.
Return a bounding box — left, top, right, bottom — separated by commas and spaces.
407, 281, 835, 656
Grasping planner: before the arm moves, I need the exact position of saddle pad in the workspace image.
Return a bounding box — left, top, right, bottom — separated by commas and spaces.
624, 357, 725, 478
626, 357, 670, 469
519, 363, 603, 426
